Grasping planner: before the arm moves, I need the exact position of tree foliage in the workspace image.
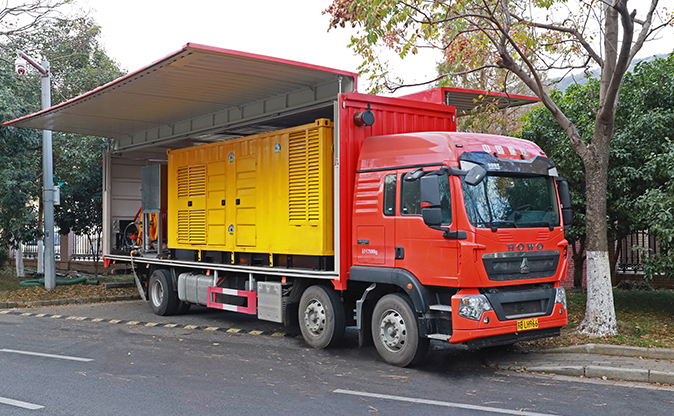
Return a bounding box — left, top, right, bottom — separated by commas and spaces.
0, 76, 41, 249
0, 13, 123, 259
521, 53, 674, 285
621, 54, 674, 280
327, 0, 673, 337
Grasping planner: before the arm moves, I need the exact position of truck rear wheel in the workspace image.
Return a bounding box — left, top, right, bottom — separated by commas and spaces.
298, 285, 345, 349
148, 269, 179, 316
371, 294, 429, 367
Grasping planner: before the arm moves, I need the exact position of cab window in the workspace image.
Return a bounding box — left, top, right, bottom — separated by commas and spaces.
401, 173, 452, 225
383, 174, 396, 216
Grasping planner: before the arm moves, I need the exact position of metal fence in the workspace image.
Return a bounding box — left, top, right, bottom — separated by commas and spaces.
617, 230, 659, 272
71, 233, 102, 261
22, 234, 61, 261
21, 231, 102, 262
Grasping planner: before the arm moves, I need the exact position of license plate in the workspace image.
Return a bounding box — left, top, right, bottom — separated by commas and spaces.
517, 318, 539, 331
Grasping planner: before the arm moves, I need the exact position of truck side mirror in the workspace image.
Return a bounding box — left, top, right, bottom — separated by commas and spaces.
556, 178, 573, 227
420, 175, 442, 227
465, 165, 487, 186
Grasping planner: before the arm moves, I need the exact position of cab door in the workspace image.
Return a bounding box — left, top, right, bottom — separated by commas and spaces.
352, 171, 396, 267
394, 169, 460, 286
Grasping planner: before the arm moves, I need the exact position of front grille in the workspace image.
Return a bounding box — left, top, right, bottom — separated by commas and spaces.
483, 285, 556, 321
483, 251, 560, 281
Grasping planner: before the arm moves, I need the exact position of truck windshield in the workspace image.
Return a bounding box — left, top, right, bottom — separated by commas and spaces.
462, 175, 560, 229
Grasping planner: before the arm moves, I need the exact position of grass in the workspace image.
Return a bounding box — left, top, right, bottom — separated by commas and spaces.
0, 265, 138, 303
522, 287, 674, 350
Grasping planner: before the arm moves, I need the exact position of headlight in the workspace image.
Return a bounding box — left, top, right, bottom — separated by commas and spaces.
458, 295, 493, 321
555, 287, 567, 311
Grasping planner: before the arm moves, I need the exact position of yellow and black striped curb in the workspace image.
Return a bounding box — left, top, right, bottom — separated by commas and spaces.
0, 294, 141, 309
0, 309, 302, 339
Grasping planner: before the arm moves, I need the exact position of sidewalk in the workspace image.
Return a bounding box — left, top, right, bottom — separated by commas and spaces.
487, 344, 674, 385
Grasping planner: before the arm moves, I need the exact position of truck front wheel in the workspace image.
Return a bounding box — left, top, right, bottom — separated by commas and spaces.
298, 285, 345, 349
148, 269, 179, 316
371, 294, 429, 367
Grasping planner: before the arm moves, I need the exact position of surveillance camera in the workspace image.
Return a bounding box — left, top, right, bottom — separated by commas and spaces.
15, 58, 27, 76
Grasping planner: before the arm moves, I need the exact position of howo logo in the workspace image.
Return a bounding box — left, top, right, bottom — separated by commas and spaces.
507, 243, 544, 251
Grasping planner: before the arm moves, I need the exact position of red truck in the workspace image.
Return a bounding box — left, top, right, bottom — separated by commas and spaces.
6, 44, 570, 366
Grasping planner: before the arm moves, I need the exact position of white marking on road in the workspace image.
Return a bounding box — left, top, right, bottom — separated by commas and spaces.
334, 389, 557, 416
0, 349, 94, 362
0, 396, 44, 410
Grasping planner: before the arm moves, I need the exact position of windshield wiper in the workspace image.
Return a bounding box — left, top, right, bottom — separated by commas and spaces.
520, 221, 555, 231
475, 221, 519, 231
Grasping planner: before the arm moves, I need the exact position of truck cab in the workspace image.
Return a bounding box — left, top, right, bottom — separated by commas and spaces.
350, 131, 570, 364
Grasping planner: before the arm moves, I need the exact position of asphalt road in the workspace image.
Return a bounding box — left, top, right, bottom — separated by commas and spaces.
1, 301, 673, 415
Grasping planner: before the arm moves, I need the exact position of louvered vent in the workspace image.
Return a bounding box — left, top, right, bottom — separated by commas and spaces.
177, 165, 206, 197
176, 164, 207, 243
177, 209, 207, 243
289, 128, 321, 223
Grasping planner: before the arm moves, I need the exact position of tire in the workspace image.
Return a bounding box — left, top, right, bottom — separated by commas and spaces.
371, 293, 429, 367
148, 269, 179, 316
298, 285, 345, 349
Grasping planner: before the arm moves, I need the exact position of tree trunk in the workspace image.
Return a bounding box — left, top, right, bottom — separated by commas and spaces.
37, 240, 44, 274
608, 238, 619, 285
572, 239, 586, 288
576, 130, 618, 337
88, 234, 99, 279
15, 244, 24, 278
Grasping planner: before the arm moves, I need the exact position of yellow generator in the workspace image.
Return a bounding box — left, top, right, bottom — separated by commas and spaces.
167, 119, 334, 262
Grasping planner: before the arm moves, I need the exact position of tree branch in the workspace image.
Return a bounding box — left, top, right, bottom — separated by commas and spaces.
598, 0, 635, 122
511, 12, 605, 67
628, 0, 658, 63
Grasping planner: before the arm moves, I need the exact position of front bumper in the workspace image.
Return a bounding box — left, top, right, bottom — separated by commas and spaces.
448, 286, 568, 345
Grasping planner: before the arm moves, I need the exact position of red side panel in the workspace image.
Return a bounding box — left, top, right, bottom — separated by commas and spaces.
335, 92, 456, 290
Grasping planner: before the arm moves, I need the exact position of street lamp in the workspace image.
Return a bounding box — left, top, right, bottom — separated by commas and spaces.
16, 50, 55, 291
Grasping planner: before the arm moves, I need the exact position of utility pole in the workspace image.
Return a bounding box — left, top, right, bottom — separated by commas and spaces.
16, 50, 55, 290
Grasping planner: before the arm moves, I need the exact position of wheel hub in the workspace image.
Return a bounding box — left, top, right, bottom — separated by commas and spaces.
379, 310, 407, 352
151, 279, 164, 307
304, 299, 326, 336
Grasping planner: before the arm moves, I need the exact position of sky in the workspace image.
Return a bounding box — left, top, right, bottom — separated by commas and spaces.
83, 0, 442, 95
82, 0, 672, 95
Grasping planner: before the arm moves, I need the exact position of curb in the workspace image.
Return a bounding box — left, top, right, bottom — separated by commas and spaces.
543, 344, 674, 361
519, 364, 674, 384
0, 295, 141, 309
537, 344, 674, 360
